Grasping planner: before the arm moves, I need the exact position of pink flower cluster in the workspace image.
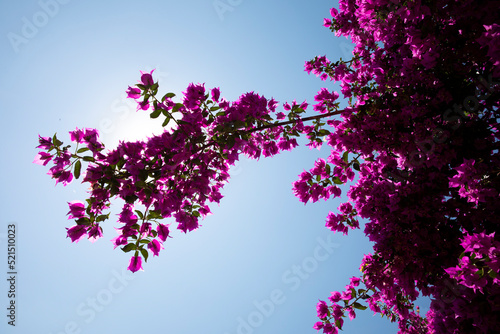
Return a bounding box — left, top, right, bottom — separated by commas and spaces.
308, 0, 500, 333
445, 232, 500, 293
35, 71, 334, 273
448, 158, 498, 206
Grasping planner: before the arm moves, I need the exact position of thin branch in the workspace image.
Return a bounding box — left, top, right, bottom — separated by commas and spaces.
245, 109, 346, 134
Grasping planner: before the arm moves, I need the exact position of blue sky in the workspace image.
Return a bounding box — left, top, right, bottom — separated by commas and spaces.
0, 1, 427, 333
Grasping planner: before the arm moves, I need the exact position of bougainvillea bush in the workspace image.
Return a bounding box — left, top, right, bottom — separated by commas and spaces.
35, 0, 499, 333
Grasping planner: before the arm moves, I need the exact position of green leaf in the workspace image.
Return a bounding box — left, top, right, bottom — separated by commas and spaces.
121, 243, 137, 253
140, 248, 149, 263
139, 239, 151, 244
335, 318, 343, 330
52, 133, 63, 147
135, 210, 144, 220
143, 188, 152, 200
353, 302, 367, 310
488, 269, 497, 278
147, 210, 162, 220
74, 160, 82, 179
226, 136, 235, 149
117, 158, 126, 169
332, 176, 344, 185
342, 151, 349, 162
96, 214, 109, 222
135, 180, 147, 189
83, 156, 95, 162
233, 120, 246, 129
162, 92, 175, 101
162, 117, 171, 127
210, 106, 220, 111
353, 162, 360, 171
172, 103, 184, 112
325, 164, 331, 175
77, 147, 89, 153
76, 217, 91, 226
150, 109, 162, 119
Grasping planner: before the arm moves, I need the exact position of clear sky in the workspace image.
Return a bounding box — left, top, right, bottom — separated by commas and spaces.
0, 1, 428, 333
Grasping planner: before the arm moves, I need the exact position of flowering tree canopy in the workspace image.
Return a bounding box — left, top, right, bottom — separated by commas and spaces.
35, 0, 500, 333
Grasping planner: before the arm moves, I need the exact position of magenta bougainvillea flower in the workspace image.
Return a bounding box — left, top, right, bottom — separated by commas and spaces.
69, 127, 84, 143
33, 151, 52, 166
111, 234, 127, 249
126, 86, 141, 99
211, 87, 220, 102
156, 224, 170, 242
87, 224, 103, 243
66, 225, 87, 243
147, 239, 164, 257
140, 69, 154, 87
127, 255, 143, 273
67, 201, 86, 219
36, 135, 52, 149
316, 300, 329, 319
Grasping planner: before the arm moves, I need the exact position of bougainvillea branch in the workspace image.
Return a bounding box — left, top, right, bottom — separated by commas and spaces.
35, 73, 343, 272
